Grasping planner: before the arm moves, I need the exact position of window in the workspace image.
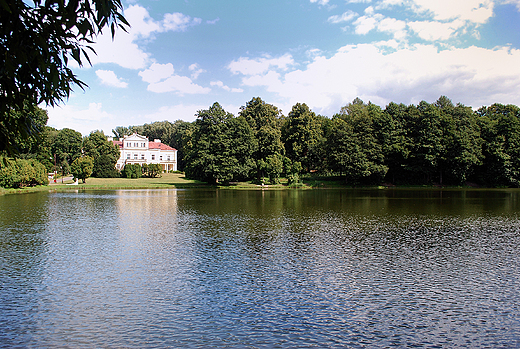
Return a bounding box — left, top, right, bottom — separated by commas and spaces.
134, 143, 137, 147
160, 156, 163, 161
134, 153, 138, 159
127, 142, 130, 148
142, 143, 145, 147
151, 155, 155, 160
126, 153, 130, 159
141, 154, 145, 160
167, 156, 170, 161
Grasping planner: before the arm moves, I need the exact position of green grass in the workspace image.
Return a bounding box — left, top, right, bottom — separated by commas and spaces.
79, 173, 204, 188
0, 173, 208, 195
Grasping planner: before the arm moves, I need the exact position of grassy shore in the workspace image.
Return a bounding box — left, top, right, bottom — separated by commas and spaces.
1, 173, 494, 196
0, 173, 208, 195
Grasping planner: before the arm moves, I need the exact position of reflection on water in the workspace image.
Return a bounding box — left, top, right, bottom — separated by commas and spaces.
1, 189, 520, 348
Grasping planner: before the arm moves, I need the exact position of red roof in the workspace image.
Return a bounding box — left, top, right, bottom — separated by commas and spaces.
148, 142, 176, 151
112, 139, 176, 151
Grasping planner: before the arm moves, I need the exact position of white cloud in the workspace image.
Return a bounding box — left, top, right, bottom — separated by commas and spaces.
147, 76, 210, 94
189, 63, 206, 79
411, 0, 494, 23
210, 80, 244, 93
86, 5, 202, 70
408, 20, 465, 41
310, 0, 329, 5
46, 103, 118, 135
138, 63, 175, 84
503, 0, 520, 10
228, 54, 294, 75
163, 12, 202, 32
353, 15, 382, 34
139, 62, 210, 94
231, 44, 520, 115
328, 10, 358, 24
377, 17, 407, 40
95, 70, 128, 88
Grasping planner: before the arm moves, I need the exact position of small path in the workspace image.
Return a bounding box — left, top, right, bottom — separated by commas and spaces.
49, 176, 74, 185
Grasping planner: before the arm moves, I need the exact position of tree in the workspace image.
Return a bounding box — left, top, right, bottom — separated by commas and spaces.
52, 128, 83, 166
2, 103, 49, 155
70, 156, 94, 183
281, 103, 323, 173
475, 104, 520, 186
334, 99, 387, 184
376, 102, 410, 184
239, 97, 284, 180
184, 102, 255, 184
436, 98, 482, 185
407, 101, 444, 183
1, 0, 128, 154
0, 158, 48, 188
83, 131, 120, 177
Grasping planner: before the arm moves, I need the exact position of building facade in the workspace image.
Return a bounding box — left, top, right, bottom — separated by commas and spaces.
112, 133, 177, 172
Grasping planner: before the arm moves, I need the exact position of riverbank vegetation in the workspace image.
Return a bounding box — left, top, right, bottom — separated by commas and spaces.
3, 95, 520, 189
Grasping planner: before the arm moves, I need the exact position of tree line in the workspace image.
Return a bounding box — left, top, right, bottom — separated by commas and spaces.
116, 96, 520, 187
3, 95, 520, 188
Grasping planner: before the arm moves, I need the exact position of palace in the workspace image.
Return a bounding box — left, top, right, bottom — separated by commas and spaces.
111, 133, 177, 172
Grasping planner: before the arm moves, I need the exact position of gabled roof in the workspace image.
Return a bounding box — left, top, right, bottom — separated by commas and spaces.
123, 133, 148, 142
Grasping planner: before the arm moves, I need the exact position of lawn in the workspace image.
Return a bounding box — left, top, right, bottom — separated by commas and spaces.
72, 172, 206, 188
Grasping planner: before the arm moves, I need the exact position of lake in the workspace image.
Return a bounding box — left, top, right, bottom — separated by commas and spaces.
1, 188, 519, 348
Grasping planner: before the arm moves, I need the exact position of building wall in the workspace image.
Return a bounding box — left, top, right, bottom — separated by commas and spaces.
114, 134, 177, 172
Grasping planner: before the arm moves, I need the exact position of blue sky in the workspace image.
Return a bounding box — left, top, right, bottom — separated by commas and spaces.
46, 0, 520, 135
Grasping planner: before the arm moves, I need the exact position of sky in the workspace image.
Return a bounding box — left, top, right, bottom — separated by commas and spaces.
45, 0, 520, 135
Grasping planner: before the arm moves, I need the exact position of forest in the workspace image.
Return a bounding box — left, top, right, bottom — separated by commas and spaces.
2, 96, 520, 188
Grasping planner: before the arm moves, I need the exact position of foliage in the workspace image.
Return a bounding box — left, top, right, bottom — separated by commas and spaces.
110, 96, 520, 187
52, 128, 83, 166
332, 99, 388, 184
1, 0, 128, 154
281, 103, 323, 173
184, 102, 255, 184
122, 163, 142, 179
240, 97, 284, 180
142, 163, 162, 178
70, 156, 94, 183
0, 157, 48, 188
83, 131, 120, 177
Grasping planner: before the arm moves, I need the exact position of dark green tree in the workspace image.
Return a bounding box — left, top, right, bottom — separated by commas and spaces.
436, 97, 483, 185
281, 103, 323, 173
334, 99, 387, 183
475, 103, 520, 186
376, 102, 410, 184
239, 97, 284, 180
83, 131, 120, 177
1, 0, 128, 154
52, 128, 83, 166
407, 101, 444, 183
184, 102, 255, 184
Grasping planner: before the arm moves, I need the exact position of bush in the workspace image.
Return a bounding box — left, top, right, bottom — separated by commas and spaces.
122, 163, 142, 179
142, 163, 162, 178
70, 156, 94, 183
0, 158, 49, 188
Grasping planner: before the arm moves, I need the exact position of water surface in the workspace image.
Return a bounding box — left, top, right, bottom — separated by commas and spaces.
1, 189, 519, 348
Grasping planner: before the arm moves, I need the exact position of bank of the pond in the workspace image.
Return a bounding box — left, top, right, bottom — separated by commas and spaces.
0, 172, 503, 195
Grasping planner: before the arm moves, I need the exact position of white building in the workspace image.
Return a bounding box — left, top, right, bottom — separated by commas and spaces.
111, 133, 177, 172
